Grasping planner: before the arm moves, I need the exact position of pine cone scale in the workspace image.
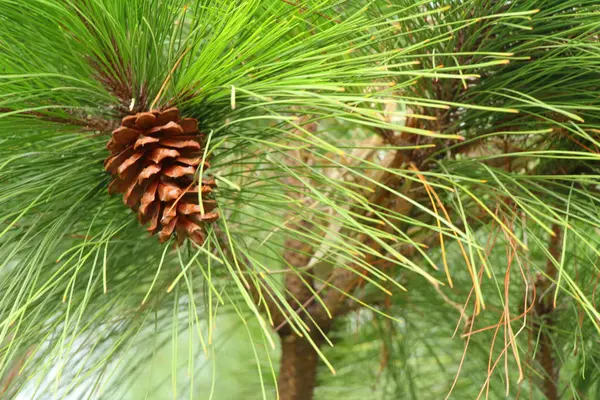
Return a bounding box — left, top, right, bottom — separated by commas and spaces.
160, 138, 202, 150
139, 164, 161, 183
179, 118, 198, 133
147, 121, 183, 136
122, 115, 138, 127
134, 135, 160, 149
155, 107, 180, 126
149, 148, 179, 163
175, 156, 201, 166
163, 165, 195, 178
117, 152, 143, 177
113, 127, 143, 144
135, 112, 156, 129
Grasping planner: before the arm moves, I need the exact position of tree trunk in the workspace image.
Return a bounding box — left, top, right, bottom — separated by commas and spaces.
533, 225, 562, 400
277, 334, 321, 400
537, 332, 558, 400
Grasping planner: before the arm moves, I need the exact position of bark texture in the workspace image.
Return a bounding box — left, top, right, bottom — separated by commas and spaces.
277, 334, 322, 400
276, 218, 322, 400
533, 225, 562, 400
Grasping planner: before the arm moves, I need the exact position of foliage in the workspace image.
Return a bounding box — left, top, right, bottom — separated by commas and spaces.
0, 1, 599, 399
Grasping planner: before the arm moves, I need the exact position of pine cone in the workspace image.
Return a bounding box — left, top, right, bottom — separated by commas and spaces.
104, 107, 218, 246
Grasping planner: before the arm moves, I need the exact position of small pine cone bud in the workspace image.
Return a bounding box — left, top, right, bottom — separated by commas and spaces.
104, 107, 218, 246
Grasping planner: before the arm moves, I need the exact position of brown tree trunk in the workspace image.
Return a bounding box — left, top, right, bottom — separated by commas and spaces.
533, 225, 562, 400
277, 334, 321, 400
537, 333, 558, 400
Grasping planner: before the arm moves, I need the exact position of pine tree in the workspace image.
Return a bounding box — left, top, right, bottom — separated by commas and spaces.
1, 1, 599, 399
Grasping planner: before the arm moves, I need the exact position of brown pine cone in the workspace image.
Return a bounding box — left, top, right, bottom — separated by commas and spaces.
104, 107, 218, 246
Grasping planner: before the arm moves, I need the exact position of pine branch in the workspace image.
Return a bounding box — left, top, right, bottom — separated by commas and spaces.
2, 1, 600, 399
